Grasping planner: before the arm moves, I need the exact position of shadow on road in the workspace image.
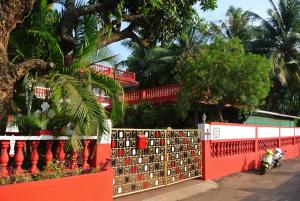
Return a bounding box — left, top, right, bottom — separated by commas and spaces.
240, 171, 300, 201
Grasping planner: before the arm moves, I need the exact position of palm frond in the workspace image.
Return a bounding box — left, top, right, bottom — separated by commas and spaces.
50, 74, 108, 137
89, 72, 124, 122
28, 30, 64, 66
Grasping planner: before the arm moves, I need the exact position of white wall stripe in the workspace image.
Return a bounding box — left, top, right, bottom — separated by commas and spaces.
198, 123, 299, 140
280, 128, 295, 137
257, 127, 279, 138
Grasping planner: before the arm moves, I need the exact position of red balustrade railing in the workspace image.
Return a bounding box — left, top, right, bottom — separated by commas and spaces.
296, 136, 300, 144
33, 82, 180, 107
258, 138, 279, 150
281, 137, 294, 146
97, 96, 112, 107
0, 135, 96, 177
33, 87, 50, 99
125, 84, 180, 105
210, 140, 255, 158
93, 64, 136, 83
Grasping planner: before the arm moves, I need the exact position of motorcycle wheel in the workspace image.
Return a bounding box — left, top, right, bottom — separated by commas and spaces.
274, 160, 279, 167
261, 166, 267, 175
276, 159, 283, 167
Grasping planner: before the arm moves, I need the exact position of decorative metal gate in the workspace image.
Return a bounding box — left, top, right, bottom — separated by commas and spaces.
111, 128, 203, 197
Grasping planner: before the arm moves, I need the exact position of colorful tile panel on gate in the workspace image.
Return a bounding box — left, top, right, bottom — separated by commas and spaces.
111, 129, 202, 196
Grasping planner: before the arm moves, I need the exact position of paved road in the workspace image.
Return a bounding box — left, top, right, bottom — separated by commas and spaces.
184, 157, 300, 201
115, 157, 300, 201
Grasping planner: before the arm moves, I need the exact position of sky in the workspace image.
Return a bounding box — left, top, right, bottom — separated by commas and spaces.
109, 0, 278, 62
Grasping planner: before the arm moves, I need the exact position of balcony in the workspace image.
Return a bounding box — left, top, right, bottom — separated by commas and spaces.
93, 64, 138, 87
124, 84, 180, 105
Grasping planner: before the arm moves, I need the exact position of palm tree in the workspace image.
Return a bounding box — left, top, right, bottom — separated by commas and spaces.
124, 16, 209, 89
125, 44, 177, 88
210, 6, 252, 41
48, 45, 123, 148
246, 0, 300, 113
247, 0, 300, 86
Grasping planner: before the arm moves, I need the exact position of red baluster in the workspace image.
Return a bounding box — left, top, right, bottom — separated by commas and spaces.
215, 143, 219, 157
234, 142, 237, 154
57, 140, 65, 163
82, 140, 91, 169
29, 141, 40, 174
210, 143, 214, 157
45, 141, 53, 166
14, 140, 25, 174
70, 150, 78, 169
241, 141, 244, 153
225, 142, 229, 156
0, 141, 10, 177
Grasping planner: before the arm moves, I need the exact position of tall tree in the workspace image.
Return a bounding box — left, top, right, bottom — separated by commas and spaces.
247, 0, 300, 86
0, 0, 51, 123
176, 38, 272, 122
247, 0, 300, 113
126, 45, 178, 88
0, 0, 217, 126
125, 16, 209, 88
210, 6, 252, 41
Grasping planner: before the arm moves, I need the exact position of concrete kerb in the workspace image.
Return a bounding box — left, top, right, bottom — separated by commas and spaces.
142, 180, 219, 201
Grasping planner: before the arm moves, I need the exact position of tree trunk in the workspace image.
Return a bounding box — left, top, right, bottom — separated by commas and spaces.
217, 103, 224, 122
0, 0, 50, 133
0, 60, 50, 132
194, 110, 199, 128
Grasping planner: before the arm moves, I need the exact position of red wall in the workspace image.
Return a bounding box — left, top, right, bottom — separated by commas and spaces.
202, 132, 300, 180
0, 169, 113, 201
91, 143, 111, 168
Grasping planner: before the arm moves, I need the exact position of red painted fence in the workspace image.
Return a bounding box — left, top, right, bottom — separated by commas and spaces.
200, 122, 300, 180
2, 122, 300, 200
0, 124, 113, 201
0, 135, 97, 177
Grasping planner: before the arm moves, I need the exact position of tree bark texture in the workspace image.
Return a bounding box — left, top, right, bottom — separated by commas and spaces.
59, 0, 148, 52
0, 0, 36, 64
0, 1, 50, 121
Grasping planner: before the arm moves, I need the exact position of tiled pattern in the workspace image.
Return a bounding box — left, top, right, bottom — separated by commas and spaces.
111, 129, 202, 197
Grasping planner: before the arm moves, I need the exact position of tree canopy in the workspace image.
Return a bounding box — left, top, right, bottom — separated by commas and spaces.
59, 0, 217, 52
247, 0, 300, 86
176, 38, 272, 121
210, 6, 252, 41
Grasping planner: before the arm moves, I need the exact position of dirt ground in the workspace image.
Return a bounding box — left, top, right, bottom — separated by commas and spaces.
115, 157, 300, 201
183, 157, 300, 201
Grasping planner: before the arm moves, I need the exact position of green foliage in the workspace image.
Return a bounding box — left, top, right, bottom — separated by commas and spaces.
125, 15, 210, 89
176, 38, 272, 118
247, 0, 300, 86
9, 1, 124, 149
126, 45, 178, 88
8, 0, 62, 65
47, 44, 124, 149
210, 6, 253, 41
0, 160, 105, 186
89, 0, 217, 45
117, 102, 188, 128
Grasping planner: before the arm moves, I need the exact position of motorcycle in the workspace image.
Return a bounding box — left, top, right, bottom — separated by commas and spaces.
273, 147, 284, 167
261, 146, 284, 174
